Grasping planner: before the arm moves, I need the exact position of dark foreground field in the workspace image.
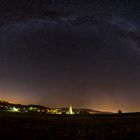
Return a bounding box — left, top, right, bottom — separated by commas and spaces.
0, 112, 140, 140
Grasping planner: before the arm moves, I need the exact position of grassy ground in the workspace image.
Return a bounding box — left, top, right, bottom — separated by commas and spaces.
0, 111, 140, 140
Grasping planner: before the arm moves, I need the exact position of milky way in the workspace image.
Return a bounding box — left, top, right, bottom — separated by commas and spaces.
0, 1, 140, 112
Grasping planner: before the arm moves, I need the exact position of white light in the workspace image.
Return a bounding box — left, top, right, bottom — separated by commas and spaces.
13, 107, 19, 112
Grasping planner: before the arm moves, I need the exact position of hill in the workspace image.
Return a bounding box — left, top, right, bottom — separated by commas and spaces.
0, 100, 111, 114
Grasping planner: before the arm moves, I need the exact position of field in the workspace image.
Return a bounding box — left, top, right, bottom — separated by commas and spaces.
0, 111, 140, 140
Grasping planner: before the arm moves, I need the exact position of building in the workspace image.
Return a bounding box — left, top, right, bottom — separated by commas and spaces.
66, 104, 75, 115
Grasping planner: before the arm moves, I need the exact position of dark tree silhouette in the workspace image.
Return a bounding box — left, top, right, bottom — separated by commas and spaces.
118, 110, 123, 114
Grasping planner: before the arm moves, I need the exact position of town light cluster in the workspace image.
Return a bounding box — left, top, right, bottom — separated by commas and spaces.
0, 100, 79, 115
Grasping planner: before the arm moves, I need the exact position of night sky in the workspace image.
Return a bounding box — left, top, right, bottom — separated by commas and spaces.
0, 0, 140, 112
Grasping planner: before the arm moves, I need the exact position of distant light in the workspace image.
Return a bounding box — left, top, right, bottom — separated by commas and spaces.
66, 104, 75, 115
13, 107, 19, 112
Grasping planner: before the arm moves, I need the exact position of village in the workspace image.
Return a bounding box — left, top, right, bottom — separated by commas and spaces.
0, 100, 98, 115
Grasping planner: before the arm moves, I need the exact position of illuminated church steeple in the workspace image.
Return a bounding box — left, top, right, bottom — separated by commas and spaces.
67, 104, 74, 115
69, 104, 73, 114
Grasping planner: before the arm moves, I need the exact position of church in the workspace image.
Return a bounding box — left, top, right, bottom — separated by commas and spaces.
66, 104, 75, 115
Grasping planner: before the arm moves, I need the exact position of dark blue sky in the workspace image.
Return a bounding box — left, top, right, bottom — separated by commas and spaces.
0, 0, 140, 112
